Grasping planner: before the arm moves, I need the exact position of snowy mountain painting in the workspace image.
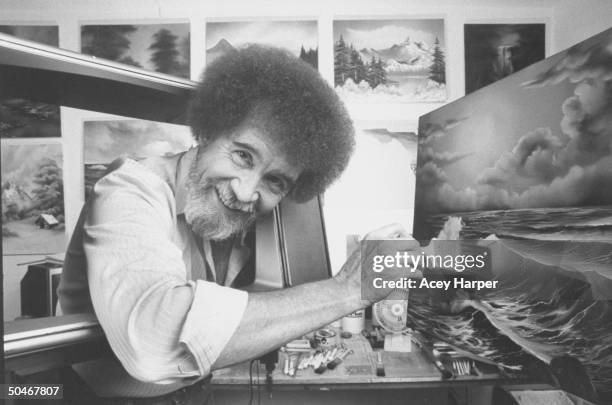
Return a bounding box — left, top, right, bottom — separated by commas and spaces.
81, 23, 190, 78
334, 19, 447, 103
206, 21, 318, 68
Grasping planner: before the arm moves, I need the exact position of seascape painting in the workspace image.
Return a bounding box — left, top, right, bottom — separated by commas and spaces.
1, 143, 65, 254
81, 23, 190, 78
206, 20, 318, 68
465, 24, 545, 94
323, 122, 417, 274
333, 19, 446, 103
412, 28, 612, 402
0, 25, 60, 138
83, 119, 194, 199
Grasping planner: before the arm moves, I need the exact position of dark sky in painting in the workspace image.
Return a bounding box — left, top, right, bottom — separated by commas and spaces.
415, 28, 612, 230
465, 24, 545, 94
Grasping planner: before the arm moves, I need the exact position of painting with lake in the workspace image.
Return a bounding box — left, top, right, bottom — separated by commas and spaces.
412, 28, 612, 402
333, 19, 446, 103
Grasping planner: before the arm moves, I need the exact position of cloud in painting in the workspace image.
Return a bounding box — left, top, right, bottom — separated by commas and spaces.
1, 144, 62, 186
419, 117, 467, 145
417, 31, 612, 213
523, 33, 612, 87
84, 120, 194, 164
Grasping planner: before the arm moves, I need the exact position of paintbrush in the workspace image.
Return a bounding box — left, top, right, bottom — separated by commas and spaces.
327, 349, 353, 370
375, 351, 386, 377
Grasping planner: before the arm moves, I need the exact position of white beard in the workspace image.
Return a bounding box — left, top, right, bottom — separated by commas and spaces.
183, 161, 257, 241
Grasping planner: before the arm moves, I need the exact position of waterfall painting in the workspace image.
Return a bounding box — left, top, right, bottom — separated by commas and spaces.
413, 27, 612, 403
464, 24, 545, 94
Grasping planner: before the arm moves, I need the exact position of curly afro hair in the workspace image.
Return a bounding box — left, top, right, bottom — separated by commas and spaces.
188, 45, 355, 202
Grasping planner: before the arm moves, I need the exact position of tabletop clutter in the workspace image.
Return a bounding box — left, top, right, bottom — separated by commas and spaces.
277, 325, 503, 380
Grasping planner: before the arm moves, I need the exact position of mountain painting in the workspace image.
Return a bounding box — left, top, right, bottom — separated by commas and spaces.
0, 25, 61, 138
83, 119, 194, 199
334, 19, 446, 103
413, 28, 612, 402
206, 21, 318, 68
1, 143, 65, 254
81, 23, 190, 78
465, 24, 545, 94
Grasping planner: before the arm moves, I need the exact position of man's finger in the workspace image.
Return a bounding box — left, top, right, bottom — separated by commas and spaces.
363, 223, 412, 240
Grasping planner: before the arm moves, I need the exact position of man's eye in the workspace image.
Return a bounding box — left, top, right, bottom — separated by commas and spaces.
267, 176, 287, 194
232, 150, 253, 167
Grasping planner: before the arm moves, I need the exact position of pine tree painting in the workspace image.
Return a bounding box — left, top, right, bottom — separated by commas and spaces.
81, 23, 190, 78
428, 38, 446, 84
334, 19, 447, 102
1, 144, 65, 254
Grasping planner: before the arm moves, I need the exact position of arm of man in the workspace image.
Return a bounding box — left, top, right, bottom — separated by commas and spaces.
212, 223, 412, 369
85, 164, 412, 382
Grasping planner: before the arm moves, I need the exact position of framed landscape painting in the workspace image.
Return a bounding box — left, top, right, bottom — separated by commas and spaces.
2, 142, 65, 254
333, 19, 446, 103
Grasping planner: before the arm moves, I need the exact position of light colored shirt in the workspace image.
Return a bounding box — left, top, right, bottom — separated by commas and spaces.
58, 148, 249, 397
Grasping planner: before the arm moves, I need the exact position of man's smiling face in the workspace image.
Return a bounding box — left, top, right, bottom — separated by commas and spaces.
184, 126, 300, 240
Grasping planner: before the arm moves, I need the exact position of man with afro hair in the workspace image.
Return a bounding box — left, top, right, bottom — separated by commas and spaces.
59, 45, 410, 403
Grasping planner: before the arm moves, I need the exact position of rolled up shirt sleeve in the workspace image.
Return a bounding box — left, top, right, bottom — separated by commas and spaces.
84, 163, 248, 384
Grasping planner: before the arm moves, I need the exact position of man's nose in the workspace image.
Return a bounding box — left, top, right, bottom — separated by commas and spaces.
230, 176, 259, 203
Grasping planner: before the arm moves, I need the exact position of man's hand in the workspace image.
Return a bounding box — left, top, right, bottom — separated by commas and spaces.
334, 223, 420, 306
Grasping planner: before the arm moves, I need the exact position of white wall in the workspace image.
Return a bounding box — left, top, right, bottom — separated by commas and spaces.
2, 0, 611, 321
553, 0, 612, 51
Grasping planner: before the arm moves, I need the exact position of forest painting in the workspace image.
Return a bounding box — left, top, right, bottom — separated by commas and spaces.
206, 21, 318, 68
334, 19, 446, 103
465, 24, 545, 94
1, 143, 65, 254
412, 28, 612, 401
83, 120, 194, 199
0, 25, 61, 138
81, 23, 190, 78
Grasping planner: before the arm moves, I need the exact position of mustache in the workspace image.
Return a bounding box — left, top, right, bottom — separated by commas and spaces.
215, 183, 256, 214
